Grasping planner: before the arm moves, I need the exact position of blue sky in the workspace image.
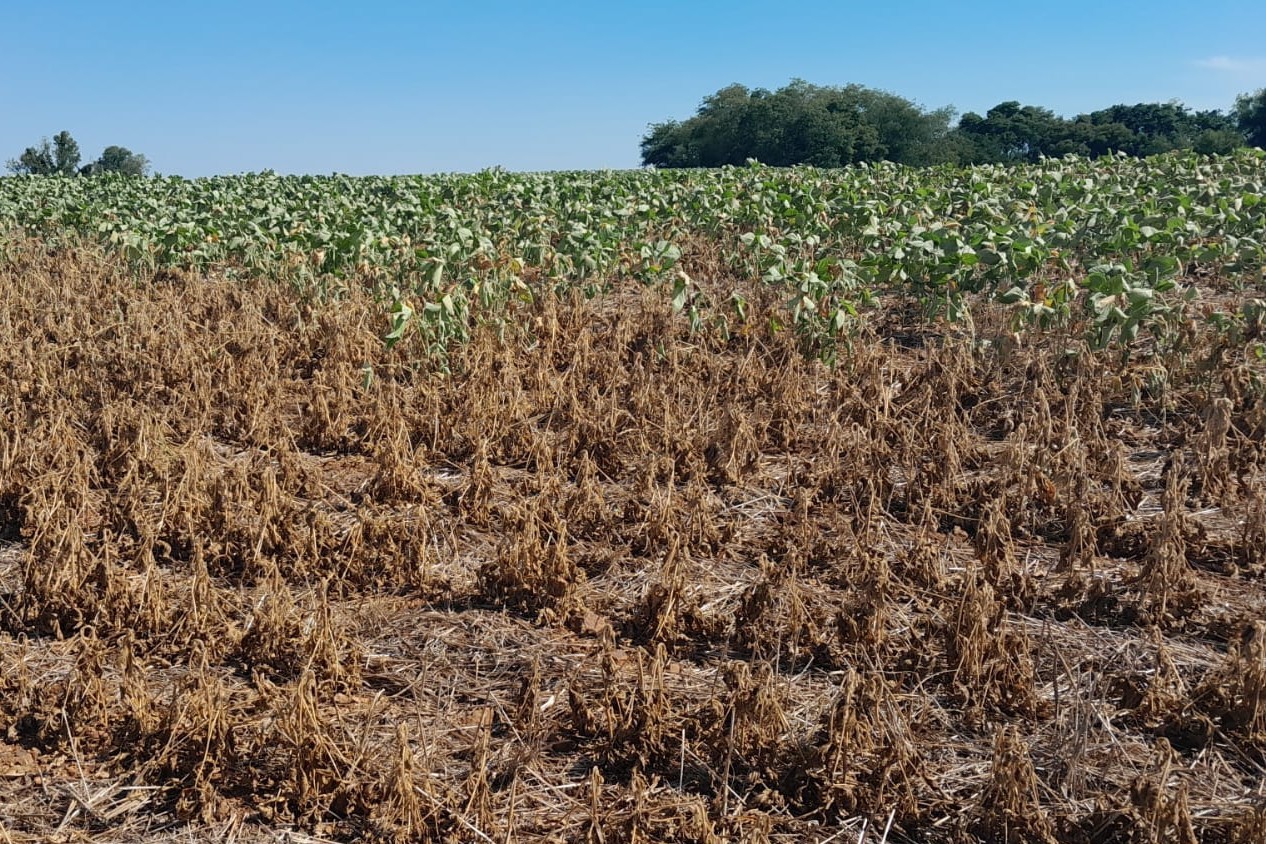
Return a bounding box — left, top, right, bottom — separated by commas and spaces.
3, 1, 1264, 176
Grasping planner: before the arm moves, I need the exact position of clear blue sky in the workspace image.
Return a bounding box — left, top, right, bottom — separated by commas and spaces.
3, 1, 1264, 176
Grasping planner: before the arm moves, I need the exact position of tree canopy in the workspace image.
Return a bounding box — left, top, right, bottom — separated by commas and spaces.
1236, 89, 1266, 149
6, 132, 149, 176
641, 80, 954, 168
81, 146, 150, 176
954, 101, 1243, 162
6, 131, 82, 176
643, 82, 1257, 168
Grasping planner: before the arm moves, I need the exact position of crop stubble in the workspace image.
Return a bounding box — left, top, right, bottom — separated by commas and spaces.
0, 238, 1264, 842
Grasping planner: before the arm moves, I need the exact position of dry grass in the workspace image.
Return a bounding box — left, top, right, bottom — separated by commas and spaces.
1, 237, 1264, 842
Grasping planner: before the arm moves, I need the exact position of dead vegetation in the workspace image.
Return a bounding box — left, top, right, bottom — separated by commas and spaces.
0, 237, 1264, 842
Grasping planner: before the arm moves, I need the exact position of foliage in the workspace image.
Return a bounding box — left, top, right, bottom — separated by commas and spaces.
6, 132, 148, 177
640, 80, 952, 168
81, 145, 150, 176
1, 152, 1264, 358
956, 102, 1068, 163
6, 143, 57, 176
955, 100, 1243, 163
1237, 89, 1266, 148
52, 131, 82, 174
5, 130, 81, 175
645, 81, 1252, 168
1074, 102, 1242, 156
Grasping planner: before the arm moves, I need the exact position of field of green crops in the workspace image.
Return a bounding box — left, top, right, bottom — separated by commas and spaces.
2, 151, 1265, 358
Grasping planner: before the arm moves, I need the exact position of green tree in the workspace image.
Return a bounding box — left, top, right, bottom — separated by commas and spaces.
1192, 128, 1246, 155
8, 132, 150, 176
952, 100, 1241, 163
81, 146, 150, 176
640, 80, 949, 168
955, 102, 1069, 162
6, 141, 56, 175
1236, 89, 1266, 148
1073, 102, 1240, 156
52, 131, 81, 174
693, 83, 758, 166
837, 84, 955, 165
640, 120, 696, 168
6, 130, 81, 175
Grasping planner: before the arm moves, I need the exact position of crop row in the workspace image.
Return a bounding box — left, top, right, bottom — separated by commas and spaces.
2, 151, 1265, 357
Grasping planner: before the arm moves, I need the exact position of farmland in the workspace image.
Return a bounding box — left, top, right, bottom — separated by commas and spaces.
1, 153, 1265, 842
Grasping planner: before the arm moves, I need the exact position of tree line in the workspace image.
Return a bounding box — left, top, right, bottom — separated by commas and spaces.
641, 80, 1266, 168
6, 130, 149, 176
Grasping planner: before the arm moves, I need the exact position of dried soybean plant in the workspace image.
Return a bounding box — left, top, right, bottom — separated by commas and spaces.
2, 238, 1266, 843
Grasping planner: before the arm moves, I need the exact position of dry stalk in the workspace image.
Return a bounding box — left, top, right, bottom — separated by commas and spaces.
1127, 740, 1199, 844
460, 439, 496, 527
733, 554, 829, 668
1240, 483, 1266, 573
706, 405, 760, 485
1057, 444, 1098, 576
970, 725, 1057, 844
1196, 395, 1234, 505
943, 573, 1039, 719
1137, 463, 1200, 623
1197, 620, 1266, 738
463, 706, 496, 836
1227, 802, 1266, 844
478, 504, 583, 619
835, 549, 891, 658
564, 449, 615, 536
272, 667, 354, 824
806, 666, 925, 826
719, 660, 789, 771
976, 493, 1035, 609
154, 656, 238, 823
631, 535, 690, 646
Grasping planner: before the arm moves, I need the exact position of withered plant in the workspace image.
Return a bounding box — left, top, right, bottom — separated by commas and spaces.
970, 726, 1057, 844
1125, 740, 1200, 844
1196, 620, 1266, 739
478, 503, 583, 619
942, 573, 1039, 719
1137, 462, 1201, 623
1, 240, 1265, 842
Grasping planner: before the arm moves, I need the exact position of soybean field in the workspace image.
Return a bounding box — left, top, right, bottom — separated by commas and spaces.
0, 153, 1265, 842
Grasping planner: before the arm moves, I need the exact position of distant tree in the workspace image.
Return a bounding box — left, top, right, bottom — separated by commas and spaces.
6, 130, 81, 175
1192, 128, 1247, 155
920, 129, 986, 165
6, 141, 55, 175
953, 100, 1243, 162
81, 146, 150, 176
688, 83, 757, 167
1236, 89, 1266, 148
1072, 102, 1241, 156
1059, 120, 1136, 157
840, 85, 955, 165
954, 102, 1070, 162
641, 80, 951, 168
8, 132, 150, 176
640, 120, 696, 168
645, 83, 1250, 169
732, 81, 882, 167
52, 131, 81, 174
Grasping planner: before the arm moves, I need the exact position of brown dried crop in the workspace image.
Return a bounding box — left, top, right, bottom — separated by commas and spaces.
0, 238, 1264, 842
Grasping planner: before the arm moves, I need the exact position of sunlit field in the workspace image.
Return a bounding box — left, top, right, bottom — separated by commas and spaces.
1, 153, 1264, 842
